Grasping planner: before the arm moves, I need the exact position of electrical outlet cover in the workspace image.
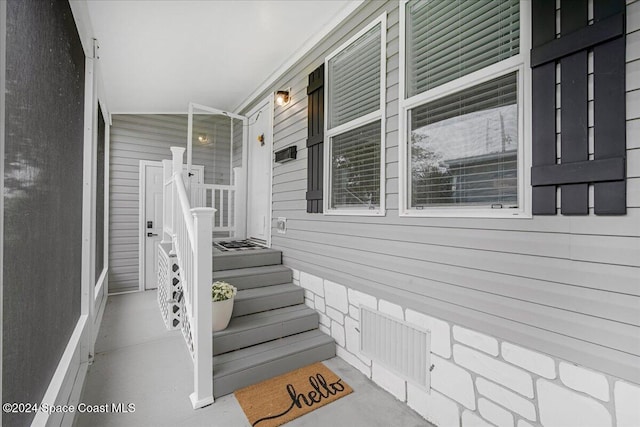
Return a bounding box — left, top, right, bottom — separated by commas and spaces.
276, 217, 287, 234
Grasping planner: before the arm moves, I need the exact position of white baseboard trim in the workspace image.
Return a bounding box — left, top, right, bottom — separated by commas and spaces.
60, 361, 88, 427
93, 271, 108, 346
31, 316, 89, 427
107, 289, 139, 296
93, 269, 107, 305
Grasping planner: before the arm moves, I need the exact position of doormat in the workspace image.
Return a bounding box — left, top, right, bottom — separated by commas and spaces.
213, 240, 263, 251
234, 362, 353, 427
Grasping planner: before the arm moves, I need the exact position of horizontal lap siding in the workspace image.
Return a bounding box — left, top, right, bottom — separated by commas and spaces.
108, 114, 222, 292
243, 1, 640, 382
233, 118, 243, 169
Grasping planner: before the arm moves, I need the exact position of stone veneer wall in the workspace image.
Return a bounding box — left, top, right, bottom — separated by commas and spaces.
292, 269, 640, 427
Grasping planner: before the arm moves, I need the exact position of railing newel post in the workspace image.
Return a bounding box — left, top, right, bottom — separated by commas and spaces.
190, 207, 215, 408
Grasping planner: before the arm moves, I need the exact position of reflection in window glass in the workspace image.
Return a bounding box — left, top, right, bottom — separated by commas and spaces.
409, 72, 518, 208
331, 120, 381, 210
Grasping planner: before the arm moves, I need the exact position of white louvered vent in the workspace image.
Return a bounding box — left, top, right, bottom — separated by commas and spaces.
360, 306, 431, 388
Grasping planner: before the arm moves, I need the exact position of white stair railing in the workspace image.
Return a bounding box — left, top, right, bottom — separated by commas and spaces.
190, 166, 245, 239
191, 183, 235, 233
163, 147, 215, 409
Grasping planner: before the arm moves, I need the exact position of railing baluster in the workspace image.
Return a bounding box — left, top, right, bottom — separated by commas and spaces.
183, 181, 239, 233
220, 189, 225, 228
227, 190, 232, 229
233, 167, 245, 239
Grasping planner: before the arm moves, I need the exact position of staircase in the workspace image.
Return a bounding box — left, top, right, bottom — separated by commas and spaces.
211, 248, 335, 398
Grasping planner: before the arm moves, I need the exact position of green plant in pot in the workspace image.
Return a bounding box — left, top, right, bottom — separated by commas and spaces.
211, 281, 237, 332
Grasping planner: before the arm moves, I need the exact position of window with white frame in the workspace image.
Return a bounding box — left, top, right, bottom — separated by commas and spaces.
401, 0, 528, 216
325, 15, 385, 214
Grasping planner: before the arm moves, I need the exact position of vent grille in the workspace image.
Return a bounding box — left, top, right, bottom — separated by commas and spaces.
360, 306, 430, 388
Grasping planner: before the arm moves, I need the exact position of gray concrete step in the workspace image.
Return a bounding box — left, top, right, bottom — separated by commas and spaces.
213, 248, 282, 271
211, 244, 335, 399
232, 283, 303, 318
213, 264, 292, 290
212, 329, 336, 398
213, 305, 319, 356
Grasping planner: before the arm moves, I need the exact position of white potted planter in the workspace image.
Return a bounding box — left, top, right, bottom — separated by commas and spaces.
211, 281, 237, 332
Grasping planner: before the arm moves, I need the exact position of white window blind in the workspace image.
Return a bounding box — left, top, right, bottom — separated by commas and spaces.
325, 15, 385, 215
331, 120, 381, 210
406, 0, 520, 97
328, 23, 381, 129
408, 72, 518, 208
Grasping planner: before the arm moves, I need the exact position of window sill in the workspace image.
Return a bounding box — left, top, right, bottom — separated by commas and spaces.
324, 208, 386, 217
400, 208, 532, 219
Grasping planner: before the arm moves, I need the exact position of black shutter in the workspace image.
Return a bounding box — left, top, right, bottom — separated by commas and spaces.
530, 0, 626, 215
306, 64, 324, 213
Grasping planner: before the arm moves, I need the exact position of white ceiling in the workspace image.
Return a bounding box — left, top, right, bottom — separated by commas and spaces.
85, 0, 356, 114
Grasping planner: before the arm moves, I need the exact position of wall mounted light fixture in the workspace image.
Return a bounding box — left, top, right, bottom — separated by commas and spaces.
197, 134, 210, 144
275, 89, 290, 106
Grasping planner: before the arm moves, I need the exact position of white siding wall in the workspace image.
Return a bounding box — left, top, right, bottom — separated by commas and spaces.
108, 114, 231, 292
242, 0, 640, 384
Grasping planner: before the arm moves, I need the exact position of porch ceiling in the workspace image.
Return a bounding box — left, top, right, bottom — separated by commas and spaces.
85, 0, 356, 114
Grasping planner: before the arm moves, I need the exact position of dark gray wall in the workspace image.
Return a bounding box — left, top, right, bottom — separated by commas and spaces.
242, 0, 640, 383
96, 105, 106, 283
2, 1, 85, 426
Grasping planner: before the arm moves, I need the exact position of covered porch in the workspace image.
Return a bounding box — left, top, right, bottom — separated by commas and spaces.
77, 290, 431, 426
2, 0, 638, 426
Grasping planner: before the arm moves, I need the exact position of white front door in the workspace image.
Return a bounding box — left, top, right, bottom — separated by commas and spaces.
143, 163, 164, 290
247, 99, 273, 244
141, 162, 203, 290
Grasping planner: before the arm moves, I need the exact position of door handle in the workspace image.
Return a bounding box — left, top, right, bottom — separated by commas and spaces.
147, 232, 158, 237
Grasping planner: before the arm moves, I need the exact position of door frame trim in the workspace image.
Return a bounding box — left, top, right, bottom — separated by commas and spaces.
245, 94, 274, 247
138, 160, 204, 291
186, 102, 246, 174
139, 160, 164, 292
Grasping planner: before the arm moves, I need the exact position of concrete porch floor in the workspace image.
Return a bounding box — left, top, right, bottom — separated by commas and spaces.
77, 290, 432, 427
